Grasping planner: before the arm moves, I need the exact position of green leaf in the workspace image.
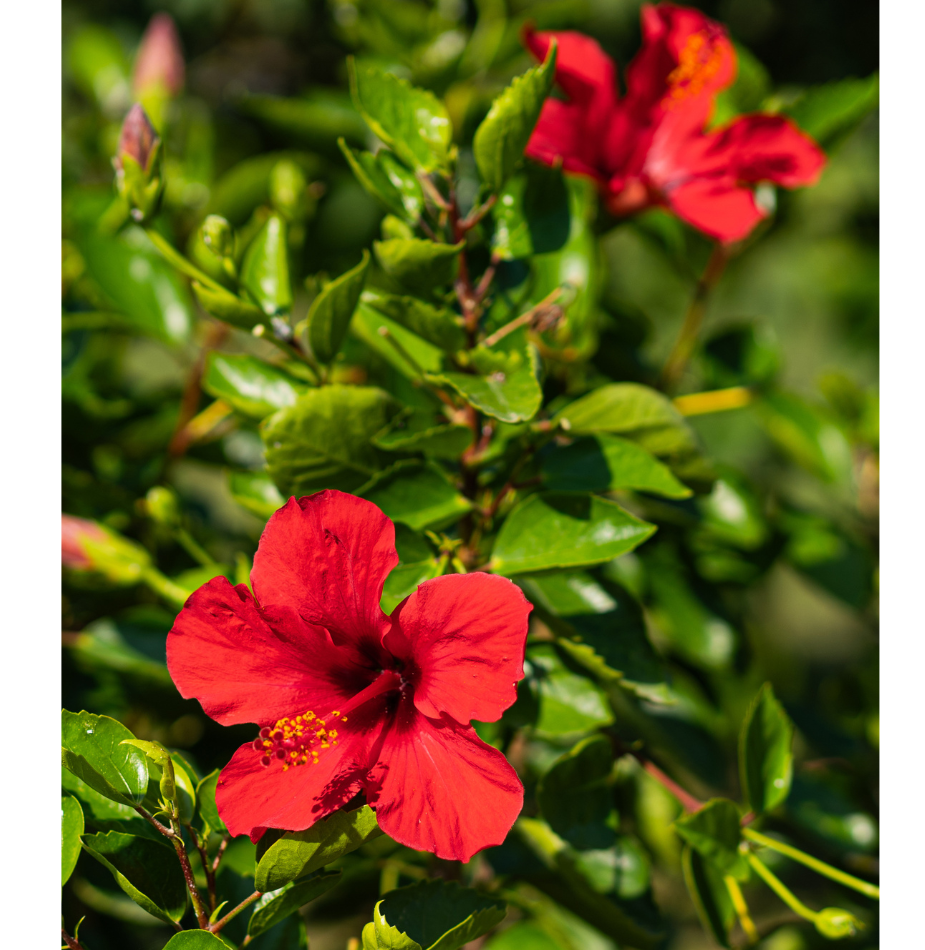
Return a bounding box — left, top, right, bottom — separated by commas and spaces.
351, 303, 446, 378
65, 621, 173, 690
490, 493, 656, 576
474, 42, 557, 192
62, 768, 159, 840
373, 407, 472, 460
519, 572, 669, 704
537, 736, 615, 850
61, 710, 149, 807
62, 795, 85, 885
228, 469, 285, 520
427, 328, 542, 423
491, 162, 571, 260
483, 922, 563, 950
681, 845, 734, 949
162, 932, 237, 949
529, 644, 614, 736
196, 769, 226, 834
375, 880, 507, 950
339, 141, 425, 220
306, 250, 370, 363
739, 684, 794, 815
361, 290, 466, 353
360, 460, 472, 531
235, 90, 368, 151
240, 214, 293, 316
263, 385, 397, 496
555, 383, 685, 436
204, 353, 307, 420
248, 870, 342, 937
191, 281, 266, 330
674, 799, 749, 881
374, 238, 463, 294
697, 474, 767, 550
348, 59, 452, 171
255, 805, 383, 892
542, 435, 692, 498
81, 831, 188, 924
76, 226, 193, 345
381, 525, 443, 613
782, 73, 879, 148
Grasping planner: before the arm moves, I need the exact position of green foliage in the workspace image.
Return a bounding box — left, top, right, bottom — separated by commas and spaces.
62, 796, 85, 885
203, 353, 306, 419
305, 250, 370, 363
247, 871, 342, 937
681, 846, 734, 948
240, 214, 292, 316
739, 684, 795, 815
674, 799, 749, 881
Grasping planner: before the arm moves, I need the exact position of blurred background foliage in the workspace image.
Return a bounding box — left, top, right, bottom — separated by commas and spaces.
62, 1, 878, 948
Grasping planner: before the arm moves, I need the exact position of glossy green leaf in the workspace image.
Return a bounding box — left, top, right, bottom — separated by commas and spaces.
306, 250, 370, 363
555, 383, 684, 436
782, 73, 879, 148
81, 831, 188, 924
228, 469, 285, 520
248, 870, 342, 937
375, 880, 507, 950
360, 460, 472, 531
196, 769, 226, 834
490, 493, 656, 576
76, 227, 193, 345
191, 281, 266, 330
474, 43, 557, 191
61, 710, 149, 807
263, 385, 396, 496
361, 290, 466, 353
537, 736, 615, 850
240, 214, 293, 316
529, 644, 614, 735
204, 353, 306, 419
339, 141, 424, 220
674, 799, 749, 881
373, 407, 472, 460
351, 303, 445, 378
162, 932, 237, 949
483, 922, 562, 950
255, 805, 383, 892
491, 163, 571, 260
348, 59, 452, 171
520, 572, 669, 703
374, 238, 463, 294
697, 474, 767, 550
681, 845, 733, 949
428, 328, 542, 423
62, 795, 85, 885
542, 435, 692, 498
61, 768, 159, 841
739, 683, 794, 815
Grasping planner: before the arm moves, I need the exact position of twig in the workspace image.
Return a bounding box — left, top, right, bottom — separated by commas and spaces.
187, 824, 217, 912
211, 834, 230, 875
209, 889, 263, 933
61, 930, 85, 950
482, 287, 563, 347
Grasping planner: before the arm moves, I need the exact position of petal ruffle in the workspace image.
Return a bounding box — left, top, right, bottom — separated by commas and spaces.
250, 492, 398, 667
385, 573, 531, 725
366, 697, 524, 862
167, 576, 376, 726
666, 176, 766, 243
216, 692, 390, 840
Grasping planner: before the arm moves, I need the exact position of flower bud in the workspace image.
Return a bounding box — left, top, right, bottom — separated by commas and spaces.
815, 908, 862, 939
113, 104, 164, 222
132, 13, 185, 99
62, 514, 152, 586
62, 515, 108, 571
145, 486, 180, 527
200, 215, 235, 261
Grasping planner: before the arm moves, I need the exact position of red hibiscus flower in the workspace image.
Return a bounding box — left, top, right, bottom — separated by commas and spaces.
167, 491, 530, 862
524, 3, 826, 242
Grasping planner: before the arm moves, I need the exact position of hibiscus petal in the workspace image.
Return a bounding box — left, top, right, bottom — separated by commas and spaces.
523, 27, 619, 109
216, 695, 389, 841
250, 492, 398, 666
366, 698, 523, 862
385, 573, 531, 725
526, 99, 606, 182
666, 176, 766, 243
167, 576, 375, 726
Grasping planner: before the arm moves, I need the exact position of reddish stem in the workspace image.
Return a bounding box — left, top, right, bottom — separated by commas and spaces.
61, 930, 84, 950
640, 758, 704, 814
209, 890, 263, 933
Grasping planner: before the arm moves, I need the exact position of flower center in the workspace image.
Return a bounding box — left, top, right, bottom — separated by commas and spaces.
253, 669, 402, 770
663, 30, 725, 107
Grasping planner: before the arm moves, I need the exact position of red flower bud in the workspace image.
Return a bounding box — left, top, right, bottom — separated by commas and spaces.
132, 13, 185, 98
115, 104, 159, 173
62, 515, 108, 571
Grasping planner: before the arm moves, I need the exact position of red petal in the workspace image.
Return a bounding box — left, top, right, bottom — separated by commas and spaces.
216, 694, 389, 840
167, 576, 376, 726
525, 99, 606, 182
250, 492, 398, 666
366, 697, 523, 862
666, 176, 766, 243
385, 573, 531, 725
523, 27, 619, 109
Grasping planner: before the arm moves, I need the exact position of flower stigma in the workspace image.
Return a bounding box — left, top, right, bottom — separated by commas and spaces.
253, 710, 348, 770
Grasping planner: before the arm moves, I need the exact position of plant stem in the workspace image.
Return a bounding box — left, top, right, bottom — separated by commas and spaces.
742, 828, 879, 900
212, 834, 231, 874
660, 243, 729, 393
61, 929, 85, 950
747, 853, 819, 924
143, 227, 228, 295
187, 825, 217, 912
140, 566, 192, 611
175, 528, 217, 568
640, 758, 704, 814
482, 287, 563, 348
209, 890, 263, 933
724, 875, 759, 945
673, 386, 753, 417
172, 830, 211, 929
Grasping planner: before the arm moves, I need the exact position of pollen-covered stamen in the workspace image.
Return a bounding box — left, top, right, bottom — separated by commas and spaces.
254, 669, 402, 770
663, 30, 726, 107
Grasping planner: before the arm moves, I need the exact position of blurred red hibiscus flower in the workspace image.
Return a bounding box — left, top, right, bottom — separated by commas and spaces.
167, 491, 530, 862
524, 2, 826, 242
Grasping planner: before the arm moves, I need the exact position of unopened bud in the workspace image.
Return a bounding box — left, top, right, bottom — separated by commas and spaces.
113, 104, 164, 222
62, 515, 108, 570
815, 908, 862, 939
145, 486, 180, 527
132, 13, 185, 99
200, 215, 235, 261
62, 514, 152, 586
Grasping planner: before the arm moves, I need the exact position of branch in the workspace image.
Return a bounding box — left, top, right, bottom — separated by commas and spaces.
209, 889, 263, 933
61, 930, 85, 950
